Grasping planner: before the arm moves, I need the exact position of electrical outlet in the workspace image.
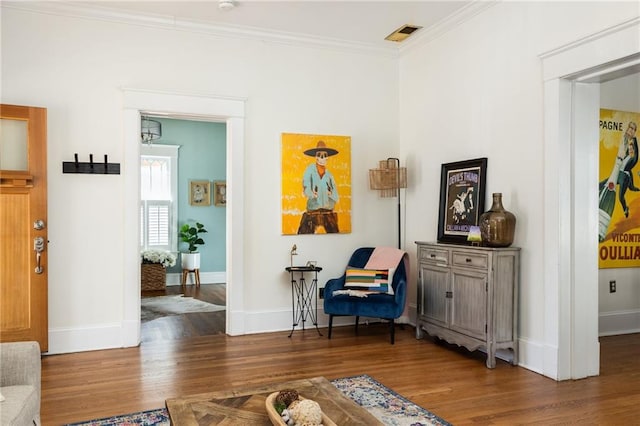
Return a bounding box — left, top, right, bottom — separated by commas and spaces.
319, 287, 324, 299
609, 280, 616, 293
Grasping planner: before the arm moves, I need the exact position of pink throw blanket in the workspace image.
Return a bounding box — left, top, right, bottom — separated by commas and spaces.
364, 247, 410, 323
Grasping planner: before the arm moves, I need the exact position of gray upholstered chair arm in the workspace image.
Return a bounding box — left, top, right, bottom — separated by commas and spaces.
0, 341, 41, 392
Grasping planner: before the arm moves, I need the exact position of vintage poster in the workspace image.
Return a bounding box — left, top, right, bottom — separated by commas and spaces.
598, 108, 640, 268
437, 158, 487, 244
281, 133, 351, 235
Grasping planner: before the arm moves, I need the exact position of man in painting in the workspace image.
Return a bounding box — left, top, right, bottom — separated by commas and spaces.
599, 121, 639, 218
297, 140, 340, 234
618, 122, 639, 217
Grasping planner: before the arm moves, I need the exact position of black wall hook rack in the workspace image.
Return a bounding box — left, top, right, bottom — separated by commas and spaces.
63, 153, 120, 175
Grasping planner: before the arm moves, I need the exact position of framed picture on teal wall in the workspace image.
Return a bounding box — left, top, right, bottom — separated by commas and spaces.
189, 180, 211, 206
214, 181, 226, 207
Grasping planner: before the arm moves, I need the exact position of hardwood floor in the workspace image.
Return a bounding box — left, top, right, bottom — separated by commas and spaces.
41, 290, 640, 424
141, 284, 226, 342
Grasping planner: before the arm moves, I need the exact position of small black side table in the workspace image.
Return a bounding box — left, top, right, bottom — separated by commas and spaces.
285, 266, 323, 337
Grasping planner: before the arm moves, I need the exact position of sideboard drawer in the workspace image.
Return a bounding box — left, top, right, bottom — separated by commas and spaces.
452, 251, 488, 269
418, 246, 449, 265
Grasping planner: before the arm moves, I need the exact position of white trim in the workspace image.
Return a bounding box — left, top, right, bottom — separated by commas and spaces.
140, 144, 180, 154
47, 323, 124, 355
540, 17, 640, 81
141, 143, 180, 252
3, 1, 503, 59
541, 18, 640, 380
123, 89, 245, 348
45, 306, 345, 354
399, 1, 498, 54
123, 88, 246, 118
2, 1, 398, 57
166, 271, 226, 286
599, 309, 640, 336
571, 83, 601, 378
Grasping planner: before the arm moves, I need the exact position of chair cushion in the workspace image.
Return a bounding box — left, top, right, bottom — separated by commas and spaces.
344, 267, 395, 294
325, 293, 400, 319
0, 385, 39, 426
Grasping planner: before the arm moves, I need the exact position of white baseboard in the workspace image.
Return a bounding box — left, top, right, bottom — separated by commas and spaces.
515, 337, 546, 376
47, 323, 127, 355
44, 301, 423, 355
41, 298, 550, 376
599, 309, 640, 336
166, 271, 226, 286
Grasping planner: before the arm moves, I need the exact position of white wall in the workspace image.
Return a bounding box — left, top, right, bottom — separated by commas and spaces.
1, 6, 400, 353
599, 73, 640, 335
399, 1, 639, 374
2, 1, 638, 374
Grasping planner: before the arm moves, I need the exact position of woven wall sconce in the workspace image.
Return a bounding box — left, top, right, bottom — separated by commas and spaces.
369, 158, 407, 248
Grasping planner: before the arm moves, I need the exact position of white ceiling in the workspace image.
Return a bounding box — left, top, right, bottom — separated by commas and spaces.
73, 0, 475, 49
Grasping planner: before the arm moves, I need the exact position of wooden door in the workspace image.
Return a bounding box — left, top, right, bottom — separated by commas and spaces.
0, 104, 48, 351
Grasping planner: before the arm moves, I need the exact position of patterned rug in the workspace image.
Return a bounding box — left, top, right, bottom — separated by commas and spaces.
332, 375, 450, 426
66, 374, 450, 426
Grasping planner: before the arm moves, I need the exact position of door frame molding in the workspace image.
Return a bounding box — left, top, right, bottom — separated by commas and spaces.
122, 89, 246, 346
540, 17, 640, 380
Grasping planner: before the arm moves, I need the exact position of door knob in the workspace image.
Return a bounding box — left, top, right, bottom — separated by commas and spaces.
34, 237, 45, 274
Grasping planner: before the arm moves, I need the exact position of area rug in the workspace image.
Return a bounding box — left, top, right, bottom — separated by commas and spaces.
141, 294, 225, 322
332, 374, 450, 426
66, 374, 450, 426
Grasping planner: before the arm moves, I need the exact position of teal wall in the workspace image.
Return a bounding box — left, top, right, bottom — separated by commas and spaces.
153, 117, 226, 273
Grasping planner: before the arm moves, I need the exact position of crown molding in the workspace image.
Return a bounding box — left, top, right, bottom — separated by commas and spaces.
2, 1, 401, 58
539, 16, 640, 60
539, 16, 640, 81
398, 1, 499, 55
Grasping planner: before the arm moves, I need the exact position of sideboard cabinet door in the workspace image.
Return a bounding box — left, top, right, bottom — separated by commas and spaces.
418, 263, 449, 330
449, 268, 487, 341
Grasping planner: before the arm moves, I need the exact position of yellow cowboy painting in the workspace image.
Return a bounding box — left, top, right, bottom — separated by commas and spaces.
282, 133, 351, 235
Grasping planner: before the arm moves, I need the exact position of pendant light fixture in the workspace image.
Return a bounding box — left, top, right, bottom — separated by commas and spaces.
141, 116, 162, 145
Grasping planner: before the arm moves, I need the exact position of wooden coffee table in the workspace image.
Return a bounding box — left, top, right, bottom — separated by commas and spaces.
165, 376, 383, 425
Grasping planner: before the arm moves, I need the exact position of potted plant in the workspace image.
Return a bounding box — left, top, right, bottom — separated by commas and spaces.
179, 222, 208, 270
140, 249, 176, 291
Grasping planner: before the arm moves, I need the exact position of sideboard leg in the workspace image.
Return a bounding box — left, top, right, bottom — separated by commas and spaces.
486, 343, 497, 369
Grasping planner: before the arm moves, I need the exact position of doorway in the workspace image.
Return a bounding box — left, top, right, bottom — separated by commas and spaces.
122, 90, 246, 347
139, 115, 228, 342
541, 18, 640, 380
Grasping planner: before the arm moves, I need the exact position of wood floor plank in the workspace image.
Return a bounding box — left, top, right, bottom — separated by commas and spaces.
40, 286, 640, 425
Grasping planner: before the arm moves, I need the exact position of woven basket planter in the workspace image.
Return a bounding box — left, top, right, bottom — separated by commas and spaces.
141, 263, 166, 291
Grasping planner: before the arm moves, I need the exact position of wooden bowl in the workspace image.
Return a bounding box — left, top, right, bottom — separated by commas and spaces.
265, 391, 336, 426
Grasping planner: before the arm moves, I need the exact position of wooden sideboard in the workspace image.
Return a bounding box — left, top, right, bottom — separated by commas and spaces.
415, 241, 520, 368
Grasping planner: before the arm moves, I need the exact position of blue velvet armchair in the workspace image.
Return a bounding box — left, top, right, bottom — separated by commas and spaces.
323, 247, 407, 344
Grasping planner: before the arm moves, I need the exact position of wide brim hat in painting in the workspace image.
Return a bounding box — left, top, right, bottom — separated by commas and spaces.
303, 140, 339, 157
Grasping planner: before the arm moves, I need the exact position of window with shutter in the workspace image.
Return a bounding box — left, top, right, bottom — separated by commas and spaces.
140, 144, 180, 252
147, 201, 171, 246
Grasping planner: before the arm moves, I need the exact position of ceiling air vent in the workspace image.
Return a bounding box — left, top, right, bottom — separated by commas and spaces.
385, 24, 423, 42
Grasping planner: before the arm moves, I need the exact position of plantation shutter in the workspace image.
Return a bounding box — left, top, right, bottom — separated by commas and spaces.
140, 145, 180, 252
146, 201, 171, 247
